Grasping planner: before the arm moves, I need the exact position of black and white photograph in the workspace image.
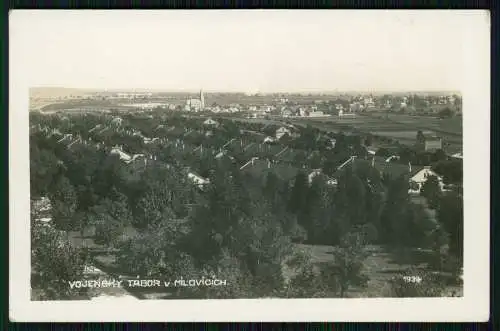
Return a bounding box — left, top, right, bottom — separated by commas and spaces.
10, 10, 490, 322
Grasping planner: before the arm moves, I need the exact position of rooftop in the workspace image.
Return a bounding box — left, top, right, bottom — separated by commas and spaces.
333, 156, 424, 180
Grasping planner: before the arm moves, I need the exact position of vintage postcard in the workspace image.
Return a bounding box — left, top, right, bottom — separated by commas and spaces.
9, 10, 490, 322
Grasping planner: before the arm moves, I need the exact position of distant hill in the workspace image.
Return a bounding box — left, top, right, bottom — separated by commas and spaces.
30, 87, 99, 99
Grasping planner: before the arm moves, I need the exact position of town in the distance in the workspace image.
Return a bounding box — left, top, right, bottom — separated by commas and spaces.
30, 87, 463, 301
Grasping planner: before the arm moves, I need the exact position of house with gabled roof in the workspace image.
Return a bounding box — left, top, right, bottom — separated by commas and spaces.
275, 126, 291, 140
408, 166, 446, 194
110, 117, 123, 126
110, 145, 132, 163
331, 155, 422, 186
281, 109, 293, 118
330, 155, 448, 194
57, 134, 73, 144
263, 136, 276, 144
109, 145, 147, 166
203, 118, 219, 127
187, 171, 210, 189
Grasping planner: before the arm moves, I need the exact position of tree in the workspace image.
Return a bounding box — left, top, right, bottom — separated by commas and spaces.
432, 160, 462, 184
379, 176, 410, 244
287, 172, 309, 215
331, 232, 369, 297
305, 176, 346, 245
193, 248, 255, 299
48, 176, 78, 231
364, 135, 373, 147
437, 191, 463, 260
439, 107, 453, 118
30, 144, 62, 198
263, 171, 280, 202
420, 175, 442, 209
416, 130, 425, 145
132, 165, 197, 228
376, 147, 390, 158
393, 202, 436, 251
116, 217, 192, 281
336, 169, 367, 226
184, 169, 253, 263
89, 204, 122, 246
283, 250, 340, 298
92, 155, 128, 199
431, 149, 447, 163
31, 219, 88, 300
88, 197, 132, 247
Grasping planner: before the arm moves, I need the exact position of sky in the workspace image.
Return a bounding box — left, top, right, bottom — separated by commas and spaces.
10, 10, 489, 93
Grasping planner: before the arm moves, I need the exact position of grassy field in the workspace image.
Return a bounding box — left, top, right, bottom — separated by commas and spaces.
292, 243, 462, 298
214, 113, 463, 153
281, 113, 462, 152
40, 99, 136, 112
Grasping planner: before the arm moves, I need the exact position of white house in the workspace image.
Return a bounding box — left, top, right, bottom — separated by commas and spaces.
408, 166, 445, 194
132, 130, 145, 138
282, 109, 293, 118
364, 97, 375, 108
187, 172, 210, 189
275, 126, 291, 140
203, 118, 219, 127
130, 154, 146, 163
263, 136, 276, 144
144, 137, 160, 144
215, 150, 235, 161
309, 111, 327, 117
385, 155, 400, 163
339, 109, 356, 118
111, 117, 123, 126
110, 146, 146, 165
186, 98, 202, 111
261, 106, 272, 113
110, 146, 132, 163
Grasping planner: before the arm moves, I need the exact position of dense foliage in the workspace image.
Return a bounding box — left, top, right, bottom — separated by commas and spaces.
30, 112, 464, 299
